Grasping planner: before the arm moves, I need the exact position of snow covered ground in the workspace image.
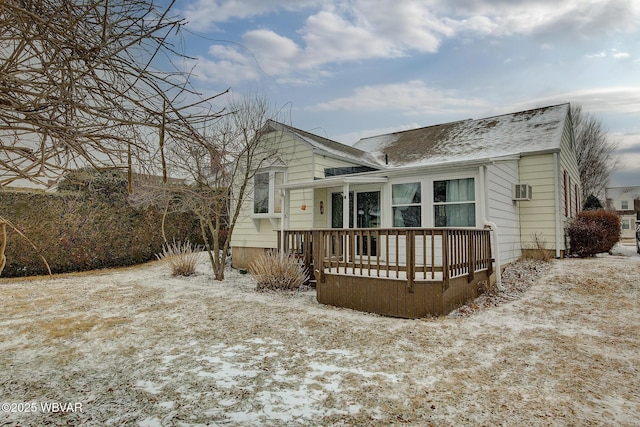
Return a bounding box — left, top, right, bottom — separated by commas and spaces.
1, 244, 639, 426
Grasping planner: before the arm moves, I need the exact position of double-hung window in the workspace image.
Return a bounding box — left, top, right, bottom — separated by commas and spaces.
621, 200, 629, 210
253, 170, 284, 215
433, 178, 475, 227
392, 182, 421, 227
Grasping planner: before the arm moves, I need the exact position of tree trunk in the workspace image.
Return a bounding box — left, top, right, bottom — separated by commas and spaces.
0, 220, 6, 276
198, 213, 216, 277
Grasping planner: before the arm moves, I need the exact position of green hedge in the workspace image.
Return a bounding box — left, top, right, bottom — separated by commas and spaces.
1, 189, 202, 277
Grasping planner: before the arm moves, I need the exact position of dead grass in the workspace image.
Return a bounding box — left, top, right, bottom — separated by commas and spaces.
26, 315, 130, 341
1, 249, 639, 426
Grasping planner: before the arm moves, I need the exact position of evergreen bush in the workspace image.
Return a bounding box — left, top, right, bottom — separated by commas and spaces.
1, 188, 201, 277
582, 194, 603, 211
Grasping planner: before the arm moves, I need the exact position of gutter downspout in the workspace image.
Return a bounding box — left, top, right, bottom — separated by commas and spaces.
280, 188, 287, 256
484, 220, 503, 291
553, 153, 562, 258
480, 165, 503, 291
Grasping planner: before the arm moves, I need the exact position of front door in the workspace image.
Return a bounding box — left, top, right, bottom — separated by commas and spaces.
356, 191, 380, 228
331, 190, 380, 256
356, 191, 379, 256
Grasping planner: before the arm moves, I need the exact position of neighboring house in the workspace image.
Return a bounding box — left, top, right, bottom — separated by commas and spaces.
231, 103, 581, 270
605, 186, 640, 239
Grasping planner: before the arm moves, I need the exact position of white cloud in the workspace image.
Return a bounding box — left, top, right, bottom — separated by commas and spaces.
614, 131, 640, 154
612, 51, 631, 59
179, 0, 322, 31
300, 11, 404, 65
189, 0, 640, 84
610, 132, 640, 186
242, 29, 301, 72
586, 51, 607, 59
519, 87, 640, 115
189, 50, 261, 86
443, 0, 640, 37
586, 48, 632, 60
309, 80, 487, 115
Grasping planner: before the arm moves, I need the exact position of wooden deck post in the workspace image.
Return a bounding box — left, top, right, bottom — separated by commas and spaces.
312, 230, 325, 283
406, 229, 414, 293
442, 229, 450, 288
468, 231, 475, 283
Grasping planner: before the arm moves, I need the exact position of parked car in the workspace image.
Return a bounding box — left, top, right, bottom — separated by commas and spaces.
636, 220, 640, 254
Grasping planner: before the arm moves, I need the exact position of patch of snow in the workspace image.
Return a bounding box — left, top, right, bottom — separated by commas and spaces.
135, 380, 163, 395
1, 251, 639, 425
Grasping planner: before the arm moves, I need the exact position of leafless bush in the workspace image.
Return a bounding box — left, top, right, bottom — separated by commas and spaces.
523, 232, 552, 262
156, 240, 200, 277
249, 250, 309, 292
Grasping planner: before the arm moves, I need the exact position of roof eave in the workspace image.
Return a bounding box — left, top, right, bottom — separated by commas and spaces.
278, 174, 388, 190
310, 147, 381, 169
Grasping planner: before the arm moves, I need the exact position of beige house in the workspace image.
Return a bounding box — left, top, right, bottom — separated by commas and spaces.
605, 186, 640, 239
231, 103, 581, 270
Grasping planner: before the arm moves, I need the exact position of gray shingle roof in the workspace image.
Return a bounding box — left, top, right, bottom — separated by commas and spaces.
354, 103, 570, 168
269, 103, 571, 170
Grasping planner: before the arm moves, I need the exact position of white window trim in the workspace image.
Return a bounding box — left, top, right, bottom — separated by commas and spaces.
252, 169, 286, 218
391, 181, 422, 227
431, 175, 478, 228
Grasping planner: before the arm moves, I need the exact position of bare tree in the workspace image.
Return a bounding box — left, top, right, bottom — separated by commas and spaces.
0, 0, 228, 275
570, 105, 618, 203
0, 0, 224, 188
134, 94, 283, 280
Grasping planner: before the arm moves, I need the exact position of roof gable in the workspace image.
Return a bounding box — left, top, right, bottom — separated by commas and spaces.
265, 120, 379, 168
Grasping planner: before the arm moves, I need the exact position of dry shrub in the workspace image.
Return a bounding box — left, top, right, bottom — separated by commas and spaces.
568, 210, 620, 257
523, 232, 552, 262
156, 240, 200, 276
249, 250, 309, 292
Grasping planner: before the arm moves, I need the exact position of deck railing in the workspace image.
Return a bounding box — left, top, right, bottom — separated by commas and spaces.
278, 228, 492, 291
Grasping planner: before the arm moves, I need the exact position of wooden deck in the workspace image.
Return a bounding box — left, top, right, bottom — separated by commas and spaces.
279, 228, 493, 318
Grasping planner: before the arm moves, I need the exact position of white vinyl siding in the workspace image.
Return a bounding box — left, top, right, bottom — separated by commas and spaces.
559, 116, 581, 220
231, 129, 367, 250
231, 131, 314, 249
518, 154, 557, 252
486, 160, 521, 264
518, 116, 580, 255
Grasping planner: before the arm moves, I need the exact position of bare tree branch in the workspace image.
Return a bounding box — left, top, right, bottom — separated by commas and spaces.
571, 104, 618, 203
132, 94, 284, 280
0, 0, 225, 187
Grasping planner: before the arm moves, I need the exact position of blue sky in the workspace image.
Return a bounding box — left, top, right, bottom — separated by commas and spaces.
171, 0, 639, 187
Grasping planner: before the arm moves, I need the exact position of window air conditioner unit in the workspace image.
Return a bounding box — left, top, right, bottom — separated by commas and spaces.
513, 184, 532, 201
